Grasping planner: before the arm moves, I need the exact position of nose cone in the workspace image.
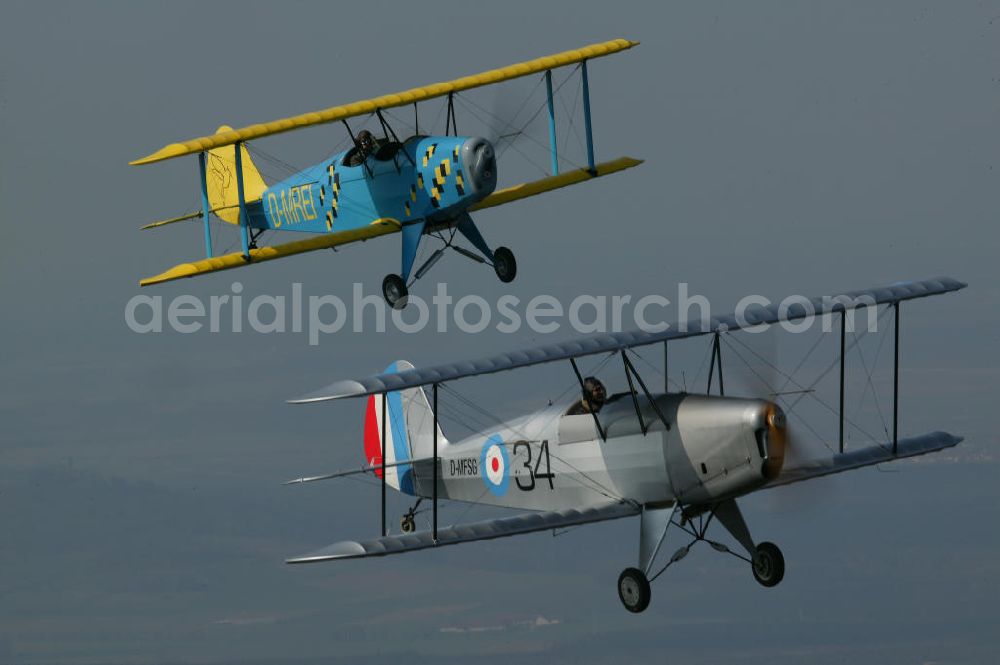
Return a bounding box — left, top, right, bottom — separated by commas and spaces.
460, 137, 497, 199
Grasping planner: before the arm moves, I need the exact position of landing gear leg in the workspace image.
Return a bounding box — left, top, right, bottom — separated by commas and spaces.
714, 499, 786, 588
383, 220, 426, 309
616, 504, 676, 613
455, 213, 516, 284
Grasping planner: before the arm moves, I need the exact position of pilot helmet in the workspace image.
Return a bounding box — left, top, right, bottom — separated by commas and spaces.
582, 376, 607, 407
357, 130, 376, 152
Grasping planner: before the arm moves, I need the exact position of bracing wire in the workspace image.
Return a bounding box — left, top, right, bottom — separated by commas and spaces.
454, 66, 586, 172
722, 309, 894, 452
434, 353, 628, 503
850, 308, 893, 440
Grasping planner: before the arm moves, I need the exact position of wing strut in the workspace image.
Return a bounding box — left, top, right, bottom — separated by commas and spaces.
381, 391, 388, 537
545, 70, 558, 175
663, 341, 669, 393
706, 332, 724, 396
445, 92, 457, 136
197, 152, 212, 258
839, 312, 846, 453
432, 383, 439, 541
893, 303, 900, 454
620, 351, 672, 433
544, 60, 600, 175
832, 301, 899, 456
621, 351, 647, 435
234, 142, 251, 259
374, 108, 414, 168
581, 60, 596, 174
618, 351, 677, 504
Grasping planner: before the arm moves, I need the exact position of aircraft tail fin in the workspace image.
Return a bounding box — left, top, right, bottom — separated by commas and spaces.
363, 361, 448, 495
205, 125, 268, 224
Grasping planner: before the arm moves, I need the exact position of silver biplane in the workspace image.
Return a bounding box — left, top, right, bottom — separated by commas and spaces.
286, 277, 965, 613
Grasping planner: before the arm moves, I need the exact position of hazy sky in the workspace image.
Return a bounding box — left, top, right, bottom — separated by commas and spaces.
1, 2, 999, 663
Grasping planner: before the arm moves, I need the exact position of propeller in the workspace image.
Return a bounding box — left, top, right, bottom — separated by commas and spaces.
721, 330, 838, 509
721, 331, 814, 471
483, 85, 536, 151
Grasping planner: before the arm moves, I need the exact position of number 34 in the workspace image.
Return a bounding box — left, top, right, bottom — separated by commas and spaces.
513, 440, 555, 491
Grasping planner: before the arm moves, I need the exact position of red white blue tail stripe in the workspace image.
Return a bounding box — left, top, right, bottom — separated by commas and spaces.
363, 362, 414, 495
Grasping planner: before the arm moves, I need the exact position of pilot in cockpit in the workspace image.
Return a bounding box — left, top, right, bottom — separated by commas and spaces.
346, 130, 378, 167
566, 376, 607, 416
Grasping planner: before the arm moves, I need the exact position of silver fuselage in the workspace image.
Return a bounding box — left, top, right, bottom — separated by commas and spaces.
409, 392, 784, 511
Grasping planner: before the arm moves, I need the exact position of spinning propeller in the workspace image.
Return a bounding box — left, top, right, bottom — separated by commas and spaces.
721, 332, 814, 472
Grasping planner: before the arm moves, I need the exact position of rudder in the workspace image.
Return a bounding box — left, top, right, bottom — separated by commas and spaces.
206, 125, 268, 224
363, 361, 448, 495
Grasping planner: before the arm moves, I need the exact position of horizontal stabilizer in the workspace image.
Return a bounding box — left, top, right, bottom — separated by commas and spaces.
286, 501, 639, 563
284, 458, 433, 485
765, 431, 962, 489
469, 156, 642, 212
140, 219, 401, 286
141, 205, 240, 230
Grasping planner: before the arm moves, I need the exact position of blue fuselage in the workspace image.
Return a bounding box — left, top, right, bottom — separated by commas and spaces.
246, 135, 497, 234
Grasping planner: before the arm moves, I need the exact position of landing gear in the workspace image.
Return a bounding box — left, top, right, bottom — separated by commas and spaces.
492, 246, 517, 283
617, 567, 651, 613
382, 274, 408, 309
752, 541, 785, 587
456, 213, 516, 284
400, 499, 422, 534
621, 499, 786, 613
389, 213, 515, 306
400, 514, 416, 533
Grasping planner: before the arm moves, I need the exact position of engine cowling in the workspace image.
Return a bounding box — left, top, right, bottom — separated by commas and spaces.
666, 395, 786, 504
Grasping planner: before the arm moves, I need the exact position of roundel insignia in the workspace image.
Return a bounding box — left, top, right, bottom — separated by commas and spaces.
480, 434, 509, 496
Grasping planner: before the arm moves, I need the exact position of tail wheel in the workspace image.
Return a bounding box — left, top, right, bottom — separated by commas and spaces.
617, 567, 651, 613
492, 246, 517, 283
382, 274, 408, 309
400, 515, 416, 533
752, 541, 785, 587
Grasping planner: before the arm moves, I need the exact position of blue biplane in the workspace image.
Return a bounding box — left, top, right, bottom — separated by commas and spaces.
133, 39, 642, 306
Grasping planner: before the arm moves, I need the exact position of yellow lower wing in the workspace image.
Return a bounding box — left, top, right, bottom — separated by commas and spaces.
470, 156, 642, 212
139, 157, 642, 287
139, 220, 401, 286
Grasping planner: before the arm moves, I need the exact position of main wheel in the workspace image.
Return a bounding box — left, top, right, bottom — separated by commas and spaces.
752, 541, 785, 587
382, 274, 408, 309
617, 567, 651, 613
492, 246, 517, 283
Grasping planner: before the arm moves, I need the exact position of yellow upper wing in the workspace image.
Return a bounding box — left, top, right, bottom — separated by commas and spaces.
131, 38, 638, 166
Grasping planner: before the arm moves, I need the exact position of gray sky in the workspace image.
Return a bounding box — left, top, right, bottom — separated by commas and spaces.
1, 1, 999, 663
